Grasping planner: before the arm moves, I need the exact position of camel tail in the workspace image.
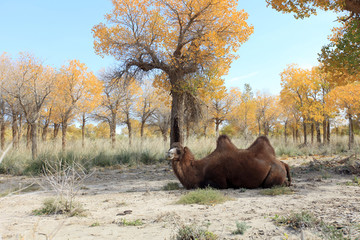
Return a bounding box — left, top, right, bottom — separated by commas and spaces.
282, 162, 292, 186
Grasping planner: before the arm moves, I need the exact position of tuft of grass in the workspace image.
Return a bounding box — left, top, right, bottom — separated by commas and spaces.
260, 186, 294, 196
272, 211, 319, 230
32, 198, 85, 217
172, 224, 218, 240
273, 211, 353, 239
90, 222, 100, 227
231, 221, 251, 235
321, 224, 349, 240
162, 182, 181, 191
177, 188, 231, 205
117, 218, 144, 226
344, 175, 360, 186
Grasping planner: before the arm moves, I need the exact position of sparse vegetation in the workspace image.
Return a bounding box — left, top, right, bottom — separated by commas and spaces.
117, 218, 144, 226
172, 224, 218, 240
33, 158, 91, 217
272, 211, 352, 239
162, 182, 181, 191
231, 221, 251, 235
260, 186, 295, 196
344, 175, 360, 186
90, 222, 101, 227
273, 211, 319, 230
32, 198, 85, 217
177, 188, 231, 205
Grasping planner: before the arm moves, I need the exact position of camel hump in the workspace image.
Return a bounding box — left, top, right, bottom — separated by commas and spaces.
215, 135, 238, 151
247, 136, 276, 156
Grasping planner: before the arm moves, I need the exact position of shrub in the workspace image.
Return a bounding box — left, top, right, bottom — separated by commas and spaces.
177, 188, 231, 205
231, 221, 250, 235
32, 198, 85, 217
172, 225, 218, 240
34, 159, 92, 217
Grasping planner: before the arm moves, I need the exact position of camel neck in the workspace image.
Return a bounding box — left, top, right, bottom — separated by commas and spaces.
172, 150, 201, 189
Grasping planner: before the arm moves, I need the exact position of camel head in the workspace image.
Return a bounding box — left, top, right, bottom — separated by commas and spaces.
166, 142, 183, 161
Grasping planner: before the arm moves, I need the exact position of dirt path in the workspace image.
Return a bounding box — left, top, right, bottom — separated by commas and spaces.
0, 157, 359, 239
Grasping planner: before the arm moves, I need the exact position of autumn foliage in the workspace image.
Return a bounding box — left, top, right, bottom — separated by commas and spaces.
266, 0, 360, 18
0, 0, 359, 160
92, 0, 253, 145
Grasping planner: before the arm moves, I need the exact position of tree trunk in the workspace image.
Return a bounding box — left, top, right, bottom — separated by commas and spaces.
327, 119, 330, 143
186, 124, 190, 142
264, 122, 269, 136
323, 119, 327, 144
30, 122, 38, 159
18, 114, 23, 145
296, 127, 299, 143
81, 114, 86, 148
316, 122, 321, 143
26, 123, 31, 149
284, 121, 288, 144
0, 122, 5, 150
126, 119, 132, 147
310, 123, 314, 144
348, 114, 354, 150
109, 121, 116, 149
42, 123, 49, 141
162, 130, 167, 147
170, 91, 184, 146
0, 102, 4, 150
215, 120, 220, 138
292, 126, 295, 143
12, 114, 19, 148
303, 121, 307, 145
140, 120, 145, 147
53, 123, 60, 139
140, 121, 145, 139
61, 121, 67, 151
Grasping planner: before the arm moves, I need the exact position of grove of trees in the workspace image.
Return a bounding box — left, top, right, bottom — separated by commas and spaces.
0, 0, 359, 160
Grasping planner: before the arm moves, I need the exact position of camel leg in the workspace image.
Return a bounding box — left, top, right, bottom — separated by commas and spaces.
202, 176, 228, 189
282, 162, 292, 186
261, 164, 287, 188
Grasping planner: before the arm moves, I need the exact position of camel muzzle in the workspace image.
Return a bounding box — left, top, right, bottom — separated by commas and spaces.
166, 148, 177, 160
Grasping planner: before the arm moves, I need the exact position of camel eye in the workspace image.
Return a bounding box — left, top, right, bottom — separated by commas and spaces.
176, 149, 181, 155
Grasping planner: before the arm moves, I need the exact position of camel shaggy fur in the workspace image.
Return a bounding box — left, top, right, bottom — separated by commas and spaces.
167, 135, 291, 189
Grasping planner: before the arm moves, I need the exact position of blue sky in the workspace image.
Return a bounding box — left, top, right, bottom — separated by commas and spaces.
0, 0, 340, 95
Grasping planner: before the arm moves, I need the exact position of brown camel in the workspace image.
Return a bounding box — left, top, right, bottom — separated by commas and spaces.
167, 135, 291, 189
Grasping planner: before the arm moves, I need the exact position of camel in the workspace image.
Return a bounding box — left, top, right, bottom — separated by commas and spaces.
167, 135, 291, 189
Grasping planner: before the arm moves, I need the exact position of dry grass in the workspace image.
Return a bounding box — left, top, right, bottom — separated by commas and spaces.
260, 186, 295, 196
176, 188, 232, 205
0, 135, 359, 176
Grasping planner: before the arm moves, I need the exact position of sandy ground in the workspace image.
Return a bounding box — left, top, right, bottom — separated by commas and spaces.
0, 156, 359, 240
